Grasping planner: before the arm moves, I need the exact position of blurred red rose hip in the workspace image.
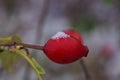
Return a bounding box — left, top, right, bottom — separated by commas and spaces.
43, 30, 89, 64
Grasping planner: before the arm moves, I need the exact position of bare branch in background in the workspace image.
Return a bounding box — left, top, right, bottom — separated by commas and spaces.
36, 0, 50, 43
80, 59, 92, 80
23, 0, 50, 80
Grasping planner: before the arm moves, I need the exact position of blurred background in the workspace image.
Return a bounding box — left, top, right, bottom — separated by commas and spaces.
0, 0, 120, 80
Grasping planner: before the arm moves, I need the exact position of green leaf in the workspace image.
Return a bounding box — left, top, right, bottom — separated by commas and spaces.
0, 36, 22, 72
11, 35, 22, 42
0, 35, 22, 44
31, 57, 45, 74
0, 50, 20, 73
0, 36, 12, 44
15, 50, 45, 80
0, 36, 45, 80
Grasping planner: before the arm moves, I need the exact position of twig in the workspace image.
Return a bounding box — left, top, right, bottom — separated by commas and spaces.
36, 0, 50, 43
16, 42, 44, 50
0, 42, 44, 50
80, 59, 91, 80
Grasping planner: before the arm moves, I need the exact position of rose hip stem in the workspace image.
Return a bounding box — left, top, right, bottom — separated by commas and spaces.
15, 42, 44, 50
80, 59, 91, 80
0, 42, 44, 50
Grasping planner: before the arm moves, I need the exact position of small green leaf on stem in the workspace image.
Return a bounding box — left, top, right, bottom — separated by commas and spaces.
0, 36, 12, 44
15, 50, 45, 80
0, 50, 20, 73
0, 36, 45, 80
0, 36, 22, 73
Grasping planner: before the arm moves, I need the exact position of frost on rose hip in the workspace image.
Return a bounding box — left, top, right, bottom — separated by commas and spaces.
43, 30, 89, 64
51, 32, 70, 39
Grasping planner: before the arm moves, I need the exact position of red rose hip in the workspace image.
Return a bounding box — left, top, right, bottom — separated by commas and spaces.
43, 30, 89, 64
64, 29, 83, 43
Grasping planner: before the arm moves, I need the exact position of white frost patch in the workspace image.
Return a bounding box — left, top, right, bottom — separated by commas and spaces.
51, 32, 70, 39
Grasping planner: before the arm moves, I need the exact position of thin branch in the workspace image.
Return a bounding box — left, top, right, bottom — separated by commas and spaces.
0, 42, 44, 50
36, 0, 50, 43
80, 59, 91, 80
16, 42, 44, 50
